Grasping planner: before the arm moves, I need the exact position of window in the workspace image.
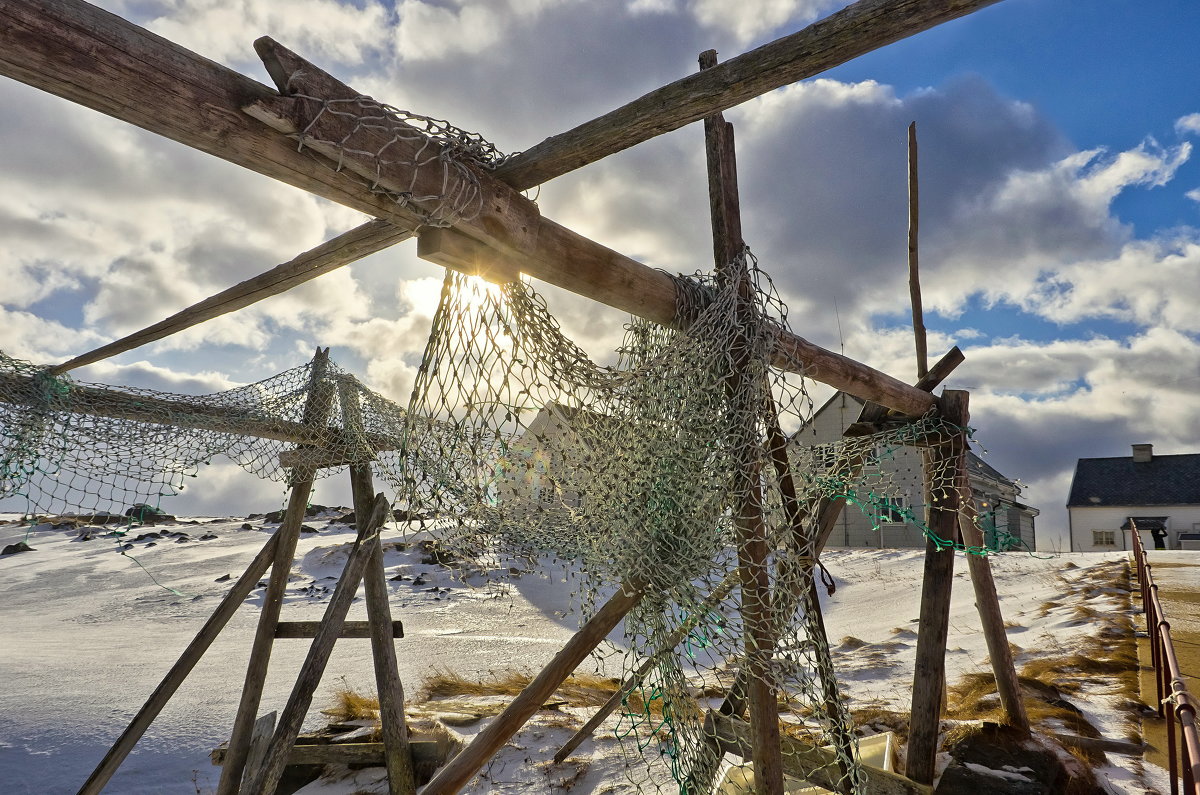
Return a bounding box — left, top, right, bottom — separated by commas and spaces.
879, 497, 907, 524
1092, 530, 1116, 547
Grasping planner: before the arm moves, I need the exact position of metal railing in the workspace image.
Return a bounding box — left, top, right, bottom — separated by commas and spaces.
1130, 519, 1200, 794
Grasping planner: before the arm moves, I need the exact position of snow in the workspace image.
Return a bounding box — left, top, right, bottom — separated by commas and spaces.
0, 515, 1172, 793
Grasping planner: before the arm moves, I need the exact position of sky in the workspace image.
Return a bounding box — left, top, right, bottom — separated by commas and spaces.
2, 0, 1199, 550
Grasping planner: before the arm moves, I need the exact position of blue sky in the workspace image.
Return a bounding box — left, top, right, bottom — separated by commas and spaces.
2, 0, 1198, 550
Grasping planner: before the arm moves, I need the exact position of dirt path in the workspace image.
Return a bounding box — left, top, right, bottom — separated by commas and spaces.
1135, 551, 1199, 784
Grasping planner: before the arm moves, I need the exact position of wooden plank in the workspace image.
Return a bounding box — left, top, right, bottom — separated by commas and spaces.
420, 579, 647, 794
76, 528, 283, 795
417, 227, 522, 285
709, 712, 931, 795
247, 492, 392, 795
274, 620, 404, 639
0, 2, 939, 417
212, 739, 449, 768
50, 220, 410, 375
553, 573, 737, 764
217, 351, 334, 795
904, 391, 965, 785
492, 0, 1004, 190
240, 712, 277, 791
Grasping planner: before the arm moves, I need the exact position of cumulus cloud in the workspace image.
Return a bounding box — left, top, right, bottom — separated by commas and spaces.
1175, 113, 1200, 136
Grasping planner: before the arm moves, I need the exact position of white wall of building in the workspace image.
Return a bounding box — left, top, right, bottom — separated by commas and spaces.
1068, 504, 1200, 551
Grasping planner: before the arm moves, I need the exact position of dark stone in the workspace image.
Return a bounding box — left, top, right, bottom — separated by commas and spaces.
124, 504, 176, 523
1, 542, 35, 556
133, 532, 162, 542
143, 542, 157, 548
336, 511, 356, 525
175, 536, 190, 543
935, 724, 1102, 795
304, 504, 328, 517
246, 513, 264, 521
199, 533, 218, 540
300, 525, 318, 534
215, 574, 232, 582
241, 523, 254, 530
263, 510, 286, 523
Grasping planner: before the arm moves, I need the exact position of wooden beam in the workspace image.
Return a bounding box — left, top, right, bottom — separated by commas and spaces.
50, 220, 410, 375
907, 122, 928, 379
904, 391, 964, 785
0, 1, 940, 417
247, 493, 392, 795
274, 620, 404, 639
77, 529, 283, 795
420, 579, 646, 794
492, 0, 1004, 190
212, 739, 452, 769
217, 351, 335, 795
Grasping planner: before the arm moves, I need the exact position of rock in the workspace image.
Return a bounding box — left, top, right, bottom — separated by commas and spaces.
215, 574, 232, 582
199, 533, 218, 540
1, 542, 35, 556
263, 509, 285, 523
143, 542, 157, 548
935, 724, 1102, 795
300, 525, 318, 534
241, 523, 253, 530
436, 712, 483, 727
246, 513, 264, 521
304, 504, 328, 517
124, 504, 176, 523
175, 536, 190, 543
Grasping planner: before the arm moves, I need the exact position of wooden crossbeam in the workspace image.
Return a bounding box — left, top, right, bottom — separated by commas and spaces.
0, 0, 951, 417
273, 620, 404, 639
49, 220, 409, 375
492, 0, 1004, 190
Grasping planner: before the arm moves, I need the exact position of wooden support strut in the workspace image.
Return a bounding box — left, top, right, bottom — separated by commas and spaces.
699, 47, 783, 795
217, 349, 335, 795
0, 0, 952, 418
338, 376, 417, 795
420, 578, 647, 795
904, 390, 966, 785
246, 492, 393, 795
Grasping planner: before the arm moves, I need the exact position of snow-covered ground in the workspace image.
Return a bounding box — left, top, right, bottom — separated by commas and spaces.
0, 514, 1173, 794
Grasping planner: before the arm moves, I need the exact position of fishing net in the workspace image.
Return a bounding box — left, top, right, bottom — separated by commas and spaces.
382, 254, 974, 794
0, 250, 994, 793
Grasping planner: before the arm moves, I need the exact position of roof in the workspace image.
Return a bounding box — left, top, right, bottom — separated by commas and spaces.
1067, 453, 1200, 507
1120, 516, 1168, 531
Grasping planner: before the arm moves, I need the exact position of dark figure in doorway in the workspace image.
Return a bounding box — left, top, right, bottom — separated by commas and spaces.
1151, 526, 1168, 550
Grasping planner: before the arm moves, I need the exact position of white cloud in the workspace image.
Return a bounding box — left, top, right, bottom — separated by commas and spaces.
1175, 113, 1200, 136
687, 0, 839, 45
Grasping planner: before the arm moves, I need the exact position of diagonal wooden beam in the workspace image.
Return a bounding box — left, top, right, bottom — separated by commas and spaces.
492, 0, 1005, 190
49, 219, 409, 374
0, 0, 942, 417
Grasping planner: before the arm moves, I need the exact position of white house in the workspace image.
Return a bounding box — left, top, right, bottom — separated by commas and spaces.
795, 393, 1038, 550
1067, 443, 1200, 551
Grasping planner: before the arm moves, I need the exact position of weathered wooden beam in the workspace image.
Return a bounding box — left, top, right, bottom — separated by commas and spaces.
274, 620, 405, 639
492, 0, 1004, 190
78, 529, 284, 795
0, 1, 940, 417
212, 739, 451, 769
420, 579, 647, 794
50, 220, 410, 375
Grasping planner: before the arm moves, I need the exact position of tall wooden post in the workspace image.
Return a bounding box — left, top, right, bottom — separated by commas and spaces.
337, 376, 417, 795
905, 392, 964, 784
218, 348, 334, 794
700, 48, 784, 795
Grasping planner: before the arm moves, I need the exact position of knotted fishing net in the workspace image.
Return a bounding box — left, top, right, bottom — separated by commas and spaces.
1, 252, 992, 793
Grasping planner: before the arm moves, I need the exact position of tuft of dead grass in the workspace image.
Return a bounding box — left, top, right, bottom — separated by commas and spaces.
323, 686, 381, 722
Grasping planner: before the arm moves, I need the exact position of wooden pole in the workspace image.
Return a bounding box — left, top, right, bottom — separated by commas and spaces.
0, 1, 940, 418
552, 575, 737, 764
420, 579, 646, 794
77, 529, 282, 795
904, 393, 964, 785
338, 378, 417, 795
217, 349, 334, 795
699, 48, 784, 795
50, 220, 408, 375
492, 0, 1005, 189
907, 122, 927, 379
246, 492, 391, 795
957, 505, 1030, 733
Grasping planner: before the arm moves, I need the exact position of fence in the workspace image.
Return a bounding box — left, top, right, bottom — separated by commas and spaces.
1130, 518, 1200, 794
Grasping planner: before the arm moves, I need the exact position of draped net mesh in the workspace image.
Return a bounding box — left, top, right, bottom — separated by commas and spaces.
1, 256, 989, 794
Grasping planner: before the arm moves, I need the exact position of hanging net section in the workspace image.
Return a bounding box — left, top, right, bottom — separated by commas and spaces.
0, 350, 400, 520
383, 256, 972, 794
